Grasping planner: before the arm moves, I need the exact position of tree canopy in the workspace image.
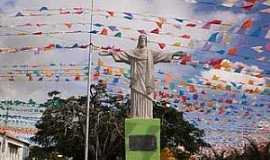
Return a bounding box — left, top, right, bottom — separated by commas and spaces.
30, 81, 208, 160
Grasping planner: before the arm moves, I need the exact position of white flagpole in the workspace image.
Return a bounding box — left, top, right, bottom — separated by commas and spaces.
85, 0, 94, 159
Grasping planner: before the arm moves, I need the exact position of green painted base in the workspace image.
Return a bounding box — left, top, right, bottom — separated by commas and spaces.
125, 118, 160, 160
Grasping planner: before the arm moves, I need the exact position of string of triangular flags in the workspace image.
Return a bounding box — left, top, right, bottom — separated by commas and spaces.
6, 7, 270, 40
1, 31, 269, 66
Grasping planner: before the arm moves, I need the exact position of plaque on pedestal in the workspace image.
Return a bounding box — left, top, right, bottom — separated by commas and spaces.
125, 118, 160, 160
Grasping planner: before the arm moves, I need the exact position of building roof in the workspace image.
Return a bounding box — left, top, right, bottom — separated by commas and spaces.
0, 131, 30, 146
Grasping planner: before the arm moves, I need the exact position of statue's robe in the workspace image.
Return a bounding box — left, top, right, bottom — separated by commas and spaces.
111, 48, 173, 118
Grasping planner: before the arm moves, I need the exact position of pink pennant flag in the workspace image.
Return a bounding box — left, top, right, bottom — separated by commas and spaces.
265, 42, 270, 51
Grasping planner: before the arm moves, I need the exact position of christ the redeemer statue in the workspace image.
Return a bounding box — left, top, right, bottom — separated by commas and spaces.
99, 35, 182, 118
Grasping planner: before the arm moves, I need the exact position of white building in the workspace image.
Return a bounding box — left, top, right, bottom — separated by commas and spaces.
0, 132, 29, 160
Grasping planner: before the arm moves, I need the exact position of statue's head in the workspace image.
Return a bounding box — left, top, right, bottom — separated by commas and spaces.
137, 34, 147, 49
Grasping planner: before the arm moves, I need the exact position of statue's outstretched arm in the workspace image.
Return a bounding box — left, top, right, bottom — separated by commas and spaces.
91, 43, 130, 63
152, 50, 186, 64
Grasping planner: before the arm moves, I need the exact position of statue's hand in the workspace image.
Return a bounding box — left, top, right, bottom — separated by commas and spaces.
146, 86, 153, 95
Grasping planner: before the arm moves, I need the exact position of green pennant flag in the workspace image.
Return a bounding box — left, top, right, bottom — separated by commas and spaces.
114, 32, 122, 37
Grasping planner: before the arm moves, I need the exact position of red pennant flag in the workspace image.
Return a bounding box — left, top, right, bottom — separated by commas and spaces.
228, 48, 238, 56
107, 11, 114, 16
242, 2, 255, 11
181, 34, 191, 39
74, 10, 83, 14
208, 58, 223, 69
60, 10, 70, 15
202, 19, 222, 29
186, 23, 196, 27
158, 43, 166, 49
150, 28, 159, 34
100, 28, 108, 35
74, 75, 80, 81
44, 44, 55, 50
209, 19, 222, 25
33, 32, 42, 35
73, 7, 83, 10
241, 19, 253, 29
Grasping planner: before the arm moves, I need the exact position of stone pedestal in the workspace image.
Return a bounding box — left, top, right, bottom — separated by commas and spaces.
125, 118, 160, 160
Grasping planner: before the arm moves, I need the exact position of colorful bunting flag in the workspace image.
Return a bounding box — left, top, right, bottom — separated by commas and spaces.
172, 42, 181, 47
222, 0, 238, 7
150, 28, 159, 34
249, 27, 262, 37
94, 23, 104, 27
114, 32, 122, 37
39, 7, 48, 12
208, 32, 220, 42
203, 19, 222, 29
181, 34, 191, 39
175, 18, 184, 23
108, 25, 118, 31
106, 11, 114, 17
15, 12, 24, 17
186, 23, 196, 27
238, 19, 253, 33
64, 23, 72, 29
251, 46, 264, 53
100, 28, 108, 35
227, 48, 238, 56
123, 12, 133, 20
90, 30, 99, 34
158, 43, 166, 49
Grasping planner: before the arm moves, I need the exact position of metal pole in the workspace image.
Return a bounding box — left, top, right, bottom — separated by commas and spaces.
95, 112, 102, 160
85, 0, 94, 159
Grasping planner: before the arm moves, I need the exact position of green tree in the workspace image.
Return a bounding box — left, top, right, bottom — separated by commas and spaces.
30, 82, 208, 160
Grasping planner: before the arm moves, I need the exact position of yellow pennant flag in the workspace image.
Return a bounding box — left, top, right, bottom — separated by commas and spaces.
97, 58, 105, 67
172, 42, 181, 47
42, 67, 54, 77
